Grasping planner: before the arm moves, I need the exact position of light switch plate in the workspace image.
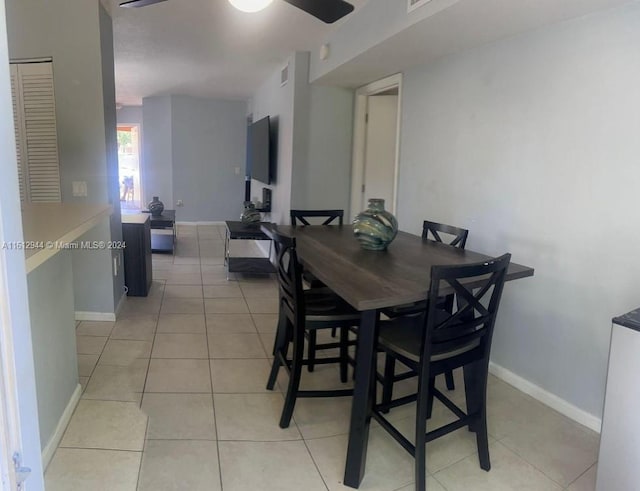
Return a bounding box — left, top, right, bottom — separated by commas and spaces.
72, 181, 87, 197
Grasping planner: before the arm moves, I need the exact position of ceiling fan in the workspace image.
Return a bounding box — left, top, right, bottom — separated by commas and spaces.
119, 0, 355, 24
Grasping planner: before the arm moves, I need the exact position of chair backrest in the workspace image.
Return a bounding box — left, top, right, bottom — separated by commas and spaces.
422, 220, 469, 249
421, 253, 511, 365
264, 227, 305, 327
291, 209, 344, 226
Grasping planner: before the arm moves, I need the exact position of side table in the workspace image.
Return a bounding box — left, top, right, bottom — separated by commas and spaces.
225, 221, 275, 278
142, 210, 176, 253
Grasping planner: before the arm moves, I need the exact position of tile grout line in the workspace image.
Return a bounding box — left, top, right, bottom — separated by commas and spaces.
493, 436, 575, 489
201, 225, 226, 491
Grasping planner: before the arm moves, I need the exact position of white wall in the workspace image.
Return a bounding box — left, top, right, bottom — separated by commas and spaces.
398, 3, 640, 418
309, 0, 458, 82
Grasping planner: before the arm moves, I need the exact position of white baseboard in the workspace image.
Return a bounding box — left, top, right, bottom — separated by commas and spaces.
42, 383, 82, 469
74, 311, 116, 322
489, 361, 602, 434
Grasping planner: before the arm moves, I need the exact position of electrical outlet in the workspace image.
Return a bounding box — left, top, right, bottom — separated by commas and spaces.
176, 200, 184, 207
234, 167, 241, 175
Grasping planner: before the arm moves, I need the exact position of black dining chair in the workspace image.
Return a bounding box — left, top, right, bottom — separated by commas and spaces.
290, 209, 346, 371
264, 227, 360, 428
290, 209, 344, 227
382, 220, 469, 392
374, 253, 511, 491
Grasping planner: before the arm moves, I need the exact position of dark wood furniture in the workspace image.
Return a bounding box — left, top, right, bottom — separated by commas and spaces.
264, 228, 360, 427
290, 209, 347, 369
264, 224, 534, 489
121, 214, 152, 296
224, 221, 275, 277
290, 209, 344, 226
142, 209, 176, 253
384, 220, 470, 391
375, 253, 511, 491
422, 220, 469, 248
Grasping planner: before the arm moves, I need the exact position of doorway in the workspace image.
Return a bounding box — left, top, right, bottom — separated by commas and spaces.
117, 124, 142, 211
350, 74, 402, 219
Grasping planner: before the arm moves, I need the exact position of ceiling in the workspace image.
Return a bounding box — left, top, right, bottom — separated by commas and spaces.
110, 0, 368, 105
314, 0, 635, 88
111, 0, 634, 106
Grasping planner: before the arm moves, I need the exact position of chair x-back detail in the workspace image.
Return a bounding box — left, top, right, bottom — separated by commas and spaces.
382, 220, 470, 392
290, 209, 344, 227
374, 253, 511, 491
422, 220, 469, 248
264, 227, 359, 428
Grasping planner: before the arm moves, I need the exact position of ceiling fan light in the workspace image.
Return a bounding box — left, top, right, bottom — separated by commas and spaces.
229, 0, 273, 13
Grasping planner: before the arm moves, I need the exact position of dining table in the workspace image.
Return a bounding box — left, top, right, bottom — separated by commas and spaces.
266, 224, 534, 488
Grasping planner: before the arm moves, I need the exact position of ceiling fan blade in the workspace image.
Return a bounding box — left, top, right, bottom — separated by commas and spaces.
282, 0, 354, 24
119, 0, 169, 7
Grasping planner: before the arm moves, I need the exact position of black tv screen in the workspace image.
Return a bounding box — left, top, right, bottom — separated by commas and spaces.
248, 116, 271, 185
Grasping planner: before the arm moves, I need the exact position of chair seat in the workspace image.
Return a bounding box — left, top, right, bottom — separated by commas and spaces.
379, 311, 480, 363
382, 301, 426, 318
304, 288, 361, 323
302, 270, 325, 288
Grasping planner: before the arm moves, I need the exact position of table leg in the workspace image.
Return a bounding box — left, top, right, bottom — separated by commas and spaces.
344, 309, 379, 488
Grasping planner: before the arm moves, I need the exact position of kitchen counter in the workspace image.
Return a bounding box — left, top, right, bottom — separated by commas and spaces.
612, 307, 640, 332
21, 203, 112, 272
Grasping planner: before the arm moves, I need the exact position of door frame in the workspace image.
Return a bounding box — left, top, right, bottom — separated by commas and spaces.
350, 73, 403, 220
117, 123, 144, 208
0, 2, 44, 488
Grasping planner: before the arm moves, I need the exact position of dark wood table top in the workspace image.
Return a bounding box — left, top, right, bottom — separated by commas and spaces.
269, 225, 534, 311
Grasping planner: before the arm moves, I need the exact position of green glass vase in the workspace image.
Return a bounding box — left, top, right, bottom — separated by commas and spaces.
240, 202, 261, 223
353, 198, 398, 251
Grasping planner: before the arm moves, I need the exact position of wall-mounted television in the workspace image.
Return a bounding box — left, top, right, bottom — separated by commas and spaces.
247, 116, 272, 185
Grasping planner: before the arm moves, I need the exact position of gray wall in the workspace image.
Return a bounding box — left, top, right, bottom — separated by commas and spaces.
142, 95, 173, 208
72, 219, 118, 314
7, 0, 109, 203
117, 105, 143, 125
100, 3, 125, 307
252, 59, 296, 224
252, 52, 354, 223
398, 3, 640, 418
28, 252, 77, 451
300, 85, 354, 214
141, 95, 248, 221
171, 95, 247, 221
0, 2, 44, 483
6, 0, 123, 314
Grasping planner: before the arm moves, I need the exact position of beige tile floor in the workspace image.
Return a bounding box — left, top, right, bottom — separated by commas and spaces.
47, 224, 599, 490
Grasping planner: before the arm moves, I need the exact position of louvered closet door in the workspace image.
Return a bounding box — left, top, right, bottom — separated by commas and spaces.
12, 62, 61, 202
9, 65, 26, 202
